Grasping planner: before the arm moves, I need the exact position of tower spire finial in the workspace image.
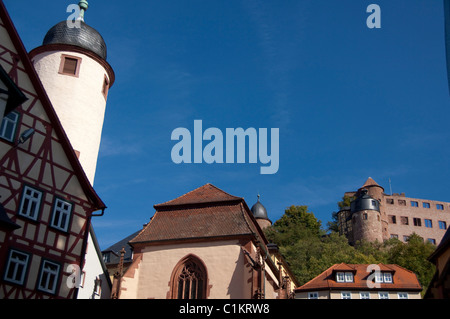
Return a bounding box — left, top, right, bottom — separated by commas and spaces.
78, 0, 89, 21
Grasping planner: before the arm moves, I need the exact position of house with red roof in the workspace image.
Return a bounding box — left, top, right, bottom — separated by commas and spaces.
294, 263, 422, 299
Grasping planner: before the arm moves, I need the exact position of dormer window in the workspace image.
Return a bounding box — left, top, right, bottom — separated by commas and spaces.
374, 271, 393, 283
336, 272, 354, 283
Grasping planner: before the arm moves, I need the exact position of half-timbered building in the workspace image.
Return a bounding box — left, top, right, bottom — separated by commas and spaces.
0, 0, 107, 299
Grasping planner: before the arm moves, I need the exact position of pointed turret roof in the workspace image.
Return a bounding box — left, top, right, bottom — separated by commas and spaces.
360, 177, 384, 191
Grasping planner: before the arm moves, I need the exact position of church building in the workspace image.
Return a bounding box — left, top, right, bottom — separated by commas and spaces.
111, 183, 298, 299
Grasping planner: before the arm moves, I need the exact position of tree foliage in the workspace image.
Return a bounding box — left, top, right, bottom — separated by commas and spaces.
265, 205, 437, 294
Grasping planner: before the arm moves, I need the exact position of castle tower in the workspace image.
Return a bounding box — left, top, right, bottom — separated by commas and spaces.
357, 177, 389, 241
251, 195, 272, 230
29, 1, 114, 184
350, 189, 383, 243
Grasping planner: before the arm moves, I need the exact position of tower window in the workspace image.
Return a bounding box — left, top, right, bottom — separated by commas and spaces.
102, 75, 109, 99
59, 55, 81, 77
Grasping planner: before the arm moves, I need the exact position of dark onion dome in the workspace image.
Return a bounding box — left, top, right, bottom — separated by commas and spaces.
350, 189, 380, 213
251, 195, 270, 220
42, 20, 107, 60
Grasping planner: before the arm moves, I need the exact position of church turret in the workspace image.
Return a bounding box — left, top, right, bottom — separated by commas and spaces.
29, 1, 114, 184
251, 195, 272, 230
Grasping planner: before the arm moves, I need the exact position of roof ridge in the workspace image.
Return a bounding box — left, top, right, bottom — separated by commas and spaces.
154, 183, 243, 208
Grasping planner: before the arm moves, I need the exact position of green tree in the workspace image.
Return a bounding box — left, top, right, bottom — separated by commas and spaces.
327, 195, 356, 232
385, 233, 435, 291
265, 205, 437, 291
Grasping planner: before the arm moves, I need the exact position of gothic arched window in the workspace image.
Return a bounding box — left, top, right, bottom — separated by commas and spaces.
170, 255, 207, 299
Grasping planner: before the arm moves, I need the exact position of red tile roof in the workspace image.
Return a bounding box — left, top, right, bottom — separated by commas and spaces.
295, 263, 422, 292
361, 177, 382, 189
130, 184, 262, 244
154, 183, 242, 208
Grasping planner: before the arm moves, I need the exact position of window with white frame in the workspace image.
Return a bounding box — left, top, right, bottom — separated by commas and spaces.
50, 198, 72, 232
374, 271, 383, 283
378, 292, 389, 299
397, 292, 408, 299
345, 272, 354, 282
374, 271, 393, 284
341, 291, 351, 299
383, 272, 393, 283
359, 292, 370, 299
336, 272, 353, 283
308, 292, 318, 299
37, 260, 60, 294
3, 249, 30, 285
18, 185, 43, 221
0, 111, 19, 142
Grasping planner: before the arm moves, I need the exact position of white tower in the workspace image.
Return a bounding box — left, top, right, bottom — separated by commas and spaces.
29, 1, 114, 184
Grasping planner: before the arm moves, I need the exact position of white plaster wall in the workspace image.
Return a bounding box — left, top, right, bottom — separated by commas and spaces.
77, 232, 111, 299
32, 50, 109, 185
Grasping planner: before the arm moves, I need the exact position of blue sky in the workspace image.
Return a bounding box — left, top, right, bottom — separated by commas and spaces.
4, 0, 450, 249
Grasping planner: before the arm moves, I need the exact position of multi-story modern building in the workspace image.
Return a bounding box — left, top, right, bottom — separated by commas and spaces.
338, 177, 450, 246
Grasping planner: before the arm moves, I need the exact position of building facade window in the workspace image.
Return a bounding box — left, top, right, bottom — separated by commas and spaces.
50, 197, 73, 232
59, 55, 81, 77
439, 221, 447, 230
3, 249, 30, 285
383, 272, 393, 283
378, 292, 389, 299
425, 219, 433, 228
0, 111, 19, 142
436, 204, 444, 210
18, 185, 43, 221
374, 271, 393, 284
37, 260, 61, 294
413, 218, 421, 227
336, 272, 353, 283
398, 292, 408, 299
411, 201, 418, 207
360, 292, 370, 299
308, 292, 319, 299
170, 255, 207, 299
341, 291, 351, 299
423, 202, 430, 209
102, 75, 109, 99
427, 238, 436, 245
388, 215, 396, 224
400, 216, 409, 225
